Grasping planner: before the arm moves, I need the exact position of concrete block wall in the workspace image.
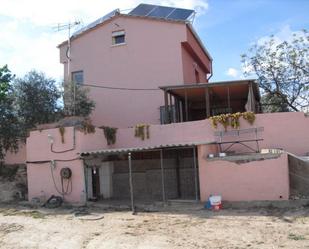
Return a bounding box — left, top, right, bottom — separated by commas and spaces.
111, 157, 196, 200
288, 155, 309, 197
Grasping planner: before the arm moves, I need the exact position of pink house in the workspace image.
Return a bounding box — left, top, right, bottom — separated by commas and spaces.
58, 5, 212, 127
23, 4, 309, 205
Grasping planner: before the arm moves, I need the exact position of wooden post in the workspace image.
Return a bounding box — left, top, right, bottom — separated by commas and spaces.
179, 100, 183, 122
174, 97, 179, 123
193, 146, 199, 201
160, 150, 166, 203
205, 87, 210, 118
128, 152, 135, 214
185, 89, 189, 121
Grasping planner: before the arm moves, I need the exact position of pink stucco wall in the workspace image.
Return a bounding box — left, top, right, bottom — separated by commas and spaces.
27, 160, 85, 203
198, 147, 290, 201
181, 45, 208, 83
211, 112, 309, 156
26, 112, 309, 203
77, 112, 309, 156
26, 127, 86, 203
59, 15, 211, 128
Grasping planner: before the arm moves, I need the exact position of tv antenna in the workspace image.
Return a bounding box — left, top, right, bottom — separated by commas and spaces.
53, 20, 81, 116
53, 21, 81, 78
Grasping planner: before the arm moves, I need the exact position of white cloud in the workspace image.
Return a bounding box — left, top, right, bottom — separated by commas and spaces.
0, 0, 208, 79
257, 25, 307, 46
226, 68, 239, 78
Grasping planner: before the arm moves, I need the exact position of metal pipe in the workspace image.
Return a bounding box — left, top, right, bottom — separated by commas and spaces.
128, 152, 135, 214
160, 150, 166, 203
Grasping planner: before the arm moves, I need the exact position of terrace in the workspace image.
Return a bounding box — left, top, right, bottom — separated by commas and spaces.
160, 79, 261, 124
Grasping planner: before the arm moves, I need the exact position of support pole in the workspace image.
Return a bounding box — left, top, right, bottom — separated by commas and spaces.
193, 146, 199, 201
205, 87, 210, 118
128, 152, 135, 214
172, 96, 176, 123
169, 93, 173, 123
164, 90, 169, 124
174, 97, 179, 123
160, 150, 166, 203
179, 100, 183, 122
185, 89, 189, 121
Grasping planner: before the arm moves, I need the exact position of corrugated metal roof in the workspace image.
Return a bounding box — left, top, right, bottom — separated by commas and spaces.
80, 141, 214, 156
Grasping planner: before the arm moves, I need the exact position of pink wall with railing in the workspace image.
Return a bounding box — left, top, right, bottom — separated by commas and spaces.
25, 112, 309, 203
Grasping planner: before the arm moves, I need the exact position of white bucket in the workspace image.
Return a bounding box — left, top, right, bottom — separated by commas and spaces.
209, 195, 222, 206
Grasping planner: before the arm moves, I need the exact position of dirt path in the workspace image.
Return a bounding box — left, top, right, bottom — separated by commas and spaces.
0, 204, 308, 249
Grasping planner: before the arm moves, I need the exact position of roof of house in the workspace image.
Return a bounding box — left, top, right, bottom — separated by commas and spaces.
160, 79, 261, 101
57, 4, 212, 61
80, 141, 215, 156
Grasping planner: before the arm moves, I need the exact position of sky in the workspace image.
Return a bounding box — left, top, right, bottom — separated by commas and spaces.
0, 0, 308, 82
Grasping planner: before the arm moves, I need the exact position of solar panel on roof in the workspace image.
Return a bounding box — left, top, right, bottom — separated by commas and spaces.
167, 8, 194, 20
128, 3, 194, 21
128, 4, 157, 16
147, 6, 174, 18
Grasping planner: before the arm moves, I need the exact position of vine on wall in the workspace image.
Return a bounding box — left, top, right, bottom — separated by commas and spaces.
101, 126, 118, 145
210, 112, 256, 129
80, 119, 96, 134
134, 124, 150, 140
59, 127, 65, 143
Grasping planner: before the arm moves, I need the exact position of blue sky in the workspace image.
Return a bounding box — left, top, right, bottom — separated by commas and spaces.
196, 0, 309, 81
0, 0, 308, 82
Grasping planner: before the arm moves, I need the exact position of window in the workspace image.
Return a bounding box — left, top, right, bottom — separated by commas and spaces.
72, 71, 83, 84
112, 30, 125, 45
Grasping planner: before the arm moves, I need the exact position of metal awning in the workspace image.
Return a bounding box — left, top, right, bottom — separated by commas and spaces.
80, 141, 215, 156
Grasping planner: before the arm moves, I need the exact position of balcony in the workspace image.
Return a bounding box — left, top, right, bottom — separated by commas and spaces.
160, 79, 261, 124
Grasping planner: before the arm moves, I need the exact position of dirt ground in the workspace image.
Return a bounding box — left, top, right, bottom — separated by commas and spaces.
0, 202, 308, 249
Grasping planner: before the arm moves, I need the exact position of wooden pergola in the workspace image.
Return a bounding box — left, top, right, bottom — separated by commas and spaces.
160, 80, 261, 124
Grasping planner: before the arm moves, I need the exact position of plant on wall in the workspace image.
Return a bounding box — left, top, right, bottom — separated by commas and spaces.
210, 112, 256, 129
59, 126, 65, 143
210, 114, 229, 129
134, 124, 150, 140
230, 112, 242, 129
80, 118, 95, 134
242, 111, 256, 125
101, 126, 118, 145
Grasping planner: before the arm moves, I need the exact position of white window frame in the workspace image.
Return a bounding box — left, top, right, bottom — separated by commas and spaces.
112, 30, 126, 46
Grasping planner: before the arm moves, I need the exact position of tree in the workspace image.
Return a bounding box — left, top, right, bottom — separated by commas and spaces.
261, 93, 289, 113
0, 65, 19, 160
0, 65, 11, 101
13, 70, 61, 132
242, 29, 309, 112
63, 81, 95, 117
